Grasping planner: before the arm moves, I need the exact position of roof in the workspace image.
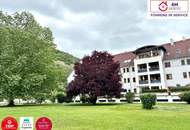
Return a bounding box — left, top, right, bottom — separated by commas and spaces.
133, 45, 166, 55
163, 39, 190, 60
113, 51, 136, 68
114, 38, 190, 67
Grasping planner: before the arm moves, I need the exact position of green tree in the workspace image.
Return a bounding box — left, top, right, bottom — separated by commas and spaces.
49, 62, 73, 103
0, 11, 58, 106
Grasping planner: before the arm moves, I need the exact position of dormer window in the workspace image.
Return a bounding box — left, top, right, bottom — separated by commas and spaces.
124, 60, 131, 63
176, 49, 181, 54
176, 49, 181, 57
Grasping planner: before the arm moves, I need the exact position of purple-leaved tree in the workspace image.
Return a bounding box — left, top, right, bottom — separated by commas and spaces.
67, 51, 122, 105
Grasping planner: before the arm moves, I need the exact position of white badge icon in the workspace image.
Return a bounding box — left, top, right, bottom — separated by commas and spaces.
20, 117, 33, 130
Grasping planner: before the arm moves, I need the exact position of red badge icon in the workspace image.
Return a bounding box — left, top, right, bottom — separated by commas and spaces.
1, 116, 18, 130
35, 117, 52, 130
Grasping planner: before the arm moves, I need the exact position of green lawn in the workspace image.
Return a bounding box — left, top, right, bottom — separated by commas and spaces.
0, 103, 190, 130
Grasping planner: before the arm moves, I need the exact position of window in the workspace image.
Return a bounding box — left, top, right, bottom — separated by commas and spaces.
134, 88, 137, 93
187, 59, 190, 65
132, 67, 135, 72
121, 88, 127, 92
127, 78, 130, 83
181, 60, 185, 65
165, 62, 171, 68
183, 72, 187, 79
123, 68, 126, 73
133, 77, 136, 82
124, 78, 126, 83
166, 74, 172, 80
176, 49, 181, 57
127, 68, 129, 72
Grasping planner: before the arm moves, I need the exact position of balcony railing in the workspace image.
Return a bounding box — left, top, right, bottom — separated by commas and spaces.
150, 80, 161, 83
149, 67, 159, 71
138, 69, 147, 73
139, 80, 148, 84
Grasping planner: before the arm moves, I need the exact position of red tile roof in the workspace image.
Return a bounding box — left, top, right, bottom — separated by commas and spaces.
163, 39, 190, 60
114, 38, 190, 67
113, 51, 136, 67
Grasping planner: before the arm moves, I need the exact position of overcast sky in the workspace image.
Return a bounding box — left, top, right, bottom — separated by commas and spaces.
1, 0, 190, 58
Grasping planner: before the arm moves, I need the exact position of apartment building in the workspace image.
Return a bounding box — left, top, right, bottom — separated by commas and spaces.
114, 38, 190, 93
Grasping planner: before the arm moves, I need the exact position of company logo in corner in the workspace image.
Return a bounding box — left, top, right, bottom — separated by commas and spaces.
20, 117, 33, 130
148, 0, 190, 19
159, 1, 168, 11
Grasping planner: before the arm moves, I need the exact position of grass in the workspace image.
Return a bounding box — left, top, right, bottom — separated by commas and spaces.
0, 103, 190, 130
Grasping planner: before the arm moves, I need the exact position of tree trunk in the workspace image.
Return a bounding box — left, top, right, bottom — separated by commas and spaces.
7, 99, 15, 107
89, 96, 97, 105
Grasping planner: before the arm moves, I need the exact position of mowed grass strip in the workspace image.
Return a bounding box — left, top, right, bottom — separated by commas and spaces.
0, 103, 190, 130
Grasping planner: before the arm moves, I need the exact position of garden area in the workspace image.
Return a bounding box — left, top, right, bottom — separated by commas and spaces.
0, 103, 190, 130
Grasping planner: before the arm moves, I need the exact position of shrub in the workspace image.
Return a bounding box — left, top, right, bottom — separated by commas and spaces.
50, 96, 56, 103
80, 95, 89, 103
180, 92, 190, 104
125, 92, 135, 103
140, 94, 156, 109
56, 94, 65, 103
169, 87, 190, 92
64, 96, 73, 103
35, 94, 46, 104
142, 89, 167, 93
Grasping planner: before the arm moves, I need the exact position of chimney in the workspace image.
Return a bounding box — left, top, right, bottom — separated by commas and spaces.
170, 38, 175, 46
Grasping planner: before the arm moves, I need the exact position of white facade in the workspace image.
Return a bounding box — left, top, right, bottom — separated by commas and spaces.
120, 45, 190, 93
164, 58, 190, 87
67, 71, 75, 83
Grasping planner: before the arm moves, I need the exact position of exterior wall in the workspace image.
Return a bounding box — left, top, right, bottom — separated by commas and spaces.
120, 56, 190, 93
164, 57, 190, 87
67, 71, 75, 83
134, 53, 166, 91
120, 66, 138, 93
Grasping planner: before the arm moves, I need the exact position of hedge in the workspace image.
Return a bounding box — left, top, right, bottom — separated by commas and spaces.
180, 91, 190, 104
169, 87, 190, 92
142, 89, 167, 93
140, 94, 156, 109
125, 92, 135, 103
56, 94, 72, 103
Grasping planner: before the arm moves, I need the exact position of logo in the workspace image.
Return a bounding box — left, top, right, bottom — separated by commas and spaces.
159, 1, 168, 11
1, 116, 18, 130
20, 117, 33, 130
148, 0, 190, 19
35, 117, 52, 130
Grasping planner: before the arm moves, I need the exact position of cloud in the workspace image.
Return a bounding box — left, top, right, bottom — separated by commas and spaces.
1, 0, 190, 58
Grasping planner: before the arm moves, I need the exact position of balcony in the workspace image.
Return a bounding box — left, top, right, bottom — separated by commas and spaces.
149, 67, 159, 72
138, 64, 147, 73
139, 80, 149, 84
150, 74, 161, 84
149, 62, 160, 72
150, 80, 161, 83
139, 75, 148, 84
138, 69, 147, 73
